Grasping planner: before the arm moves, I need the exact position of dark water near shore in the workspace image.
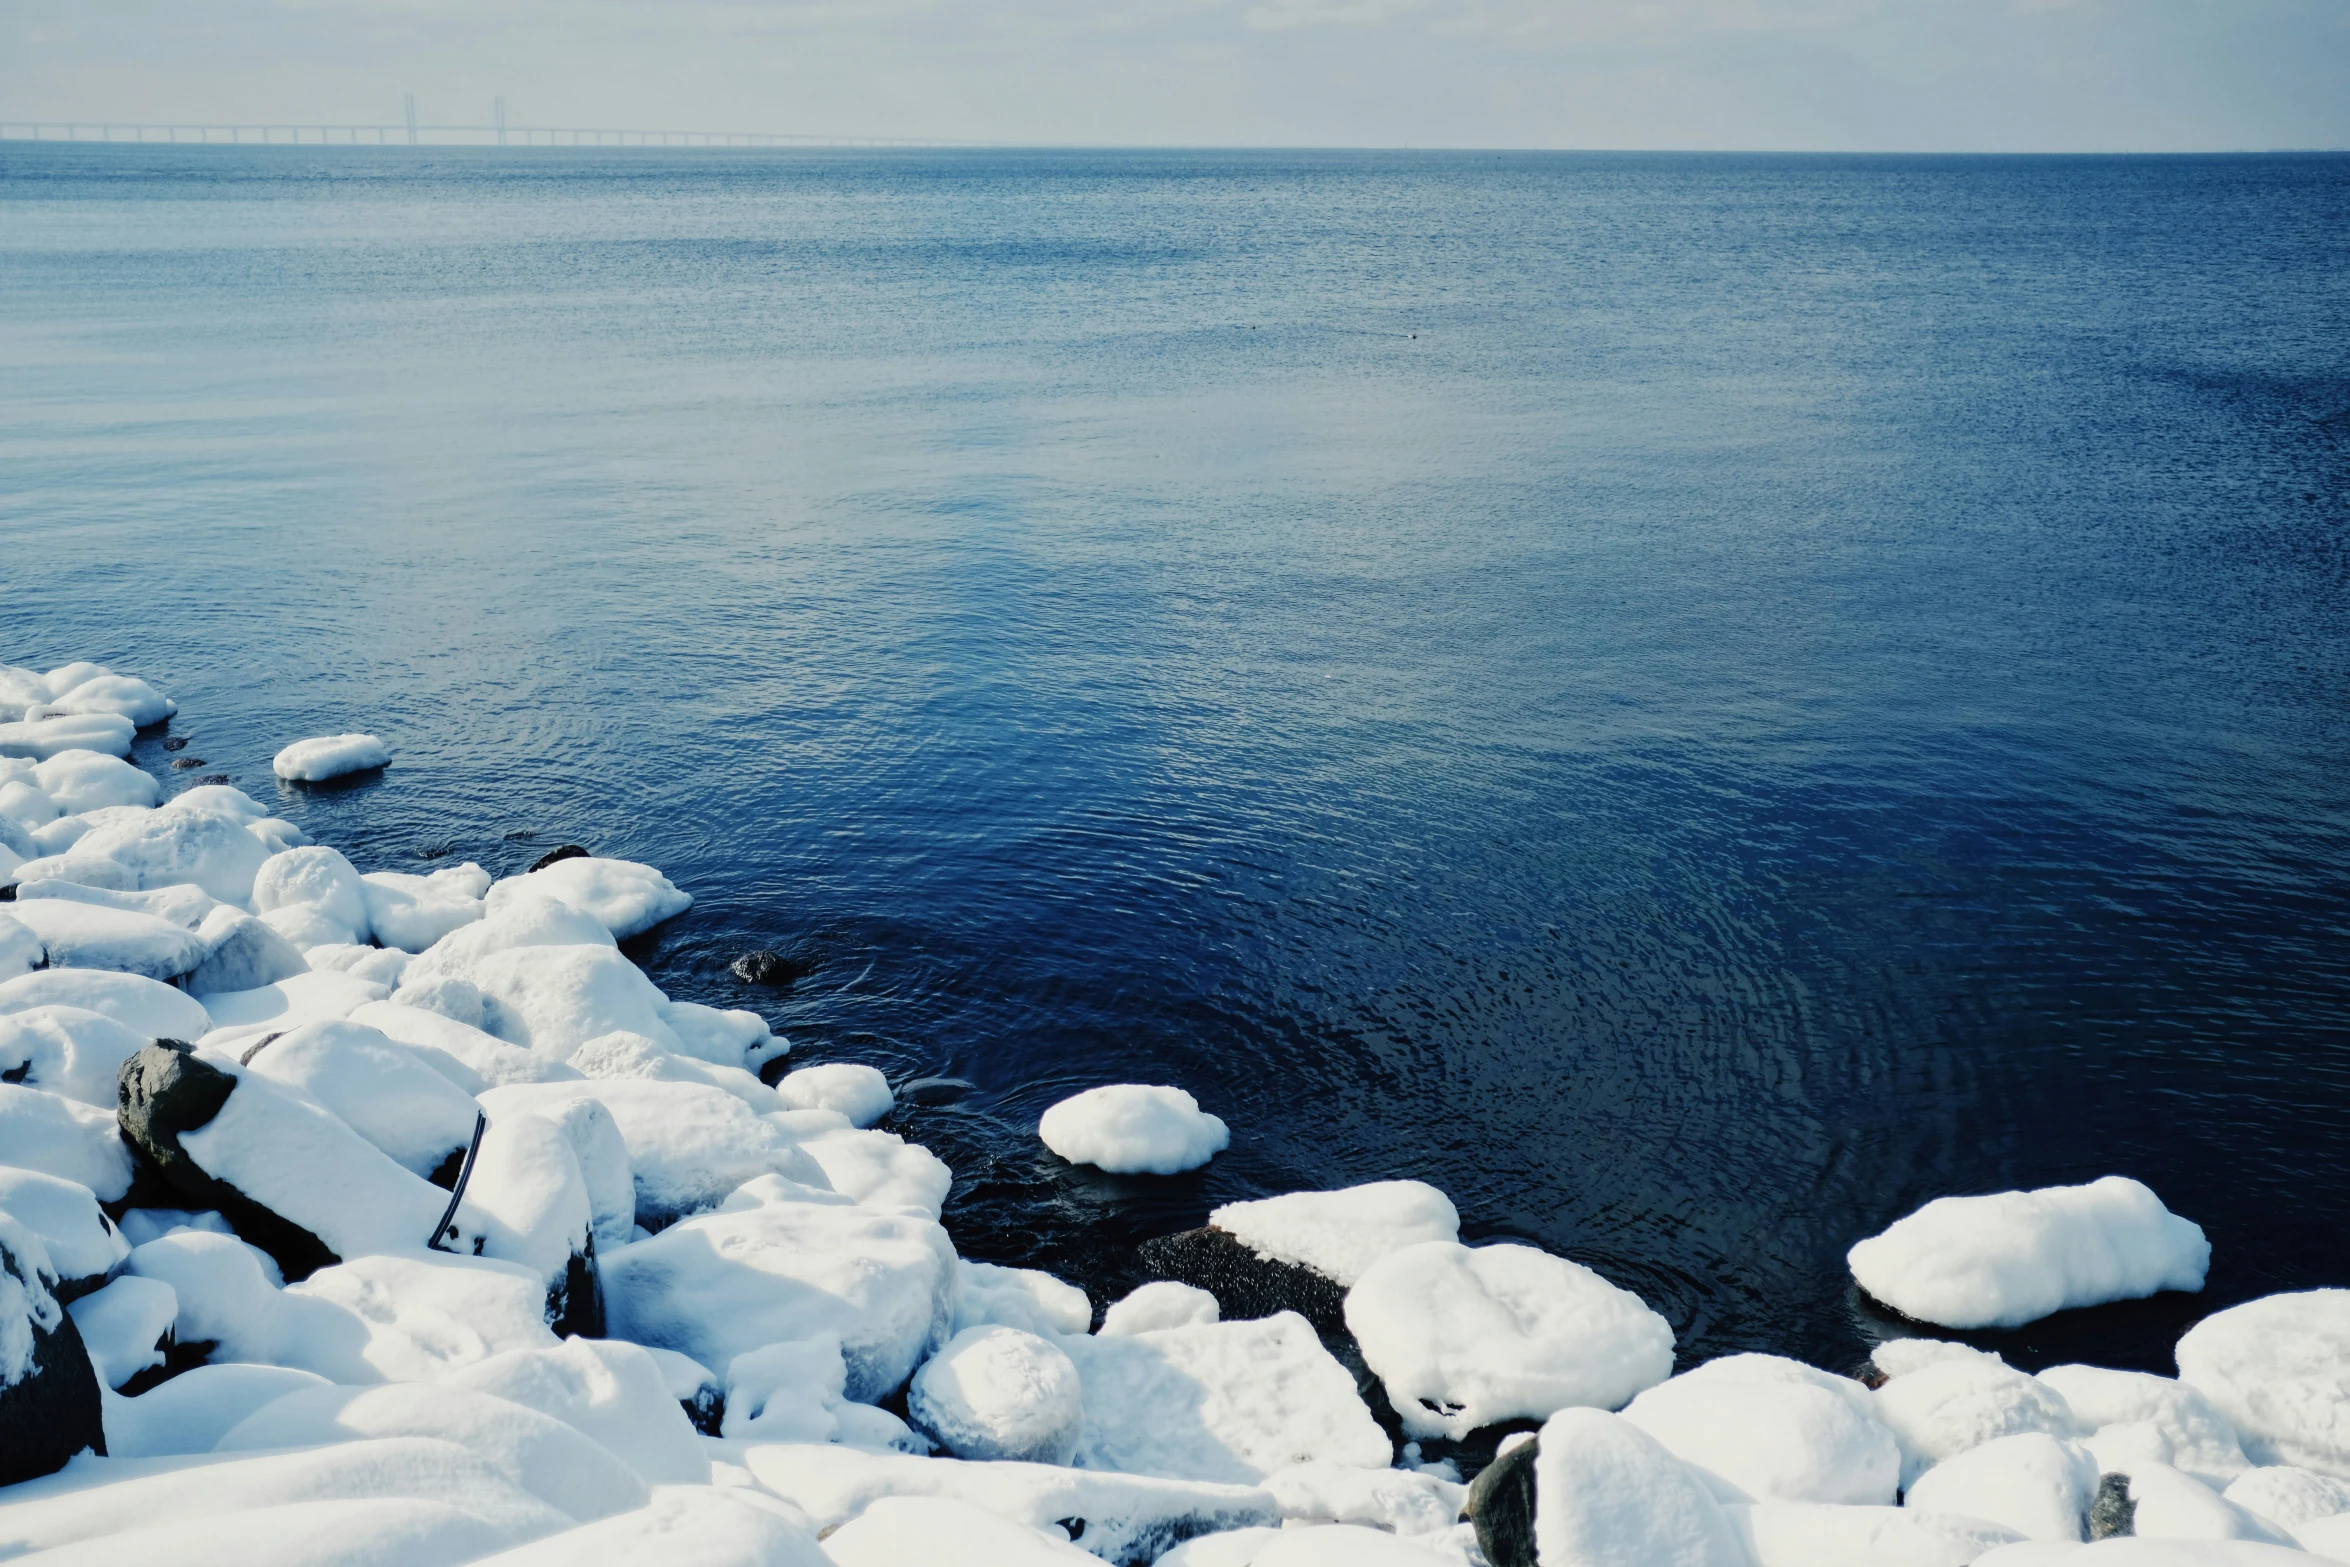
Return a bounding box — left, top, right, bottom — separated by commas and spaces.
5, 144, 2347, 1378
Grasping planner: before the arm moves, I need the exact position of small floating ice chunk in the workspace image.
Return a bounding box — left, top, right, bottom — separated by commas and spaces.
1101, 1280, 1220, 1337
1211, 1180, 1459, 1286
1059, 1310, 1391, 1484
777, 1062, 894, 1127
1531, 1406, 1751, 1567
271, 732, 391, 782
1345, 1240, 1676, 1441
1620, 1352, 1900, 1505
1902, 1431, 2097, 1543
2176, 1289, 2350, 1479
1848, 1177, 2209, 1330
490, 856, 691, 941
1038, 1083, 1229, 1175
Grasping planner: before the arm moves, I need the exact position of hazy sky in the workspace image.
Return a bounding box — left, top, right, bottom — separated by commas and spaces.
5, 0, 2346, 151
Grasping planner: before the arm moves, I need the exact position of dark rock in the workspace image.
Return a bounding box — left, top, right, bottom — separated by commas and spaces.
899, 1076, 978, 1107
0, 1229, 106, 1484
192, 775, 231, 786
547, 1233, 605, 1340
1135, 1225, 1349, 1336
416, 843, 461, 860
527, 845, 589, 873
116, 1041, 338, 1281
501, 830, 537, 842
0, 883, 13, 902
2089, 1472, 2135, 1539
160, 736, 188, 752
730, 948, 815, 987
168, 757, 207, 770
681, 1380, 724, 1438
1466, 1434, 1538, 1567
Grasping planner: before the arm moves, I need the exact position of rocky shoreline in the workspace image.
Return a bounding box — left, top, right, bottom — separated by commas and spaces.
2, 660, 2347, 1566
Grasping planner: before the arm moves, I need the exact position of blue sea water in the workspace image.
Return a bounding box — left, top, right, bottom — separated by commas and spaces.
3, 144, 2346, 1377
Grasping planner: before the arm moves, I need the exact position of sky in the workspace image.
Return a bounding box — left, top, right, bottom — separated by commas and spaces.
3, 0, 2347, 151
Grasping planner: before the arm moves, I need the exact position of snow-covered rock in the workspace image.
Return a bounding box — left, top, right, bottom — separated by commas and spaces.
1210, 1181, 1459, 1287
461, 1483, 830, 1566
1530, 1406, 1751, 1567
197, 969, 391, 1042
0, 1438, 572, 1558
0, 1166, 128, 1294
1346, 1240, 1676, 1440
31, 750, 159, 812
721, 1332, 851, 1442
443, 1337, 708, 1488
184, 908, 310, 995
1244, 1523, 1461, 1564
0, 1213, 106, 1487
0, 713, 137, 760
251, 845, 372, 947
737, 1442, 1281, 1564
42, 674, 175, 727
62, 1273, 175, 1387
798, 1125, 953, 1217
1059, 1310, 1390, 1484
2177, 1290, 2350, 1479
0, 966, 212, 1042
99, 1361, 330, 1457
348, 998, 581, 1092
1726, 1501, 2025, 1567
466, 943, 693, 1060
3, 897, 206, 980
777, 1061, 894, 1127
1262, 1458, 1466, 1535
458, 1110, 599, 1334
2039, 1364, 2249, 1488
240, 1020, 481, 1181
363, 864, 489, 952
822, 1494, 1099, 1564
0, 1084, 133, 1201
1903, 1432, 2096, 1542
489, 856, 691, 940
659, 1001, 790, 1075
2102, 1460, 2296, 1545
1874, 1350, 2080, 1487
601, 1175, 955, 1402
2222, 1466, 2350, 1532
568, 1027, 777, 1109
1620, 1352, 1900, 1505
479, 1078, 826, 1229
1849, 1178, 2209, 1330
1039, 1084, 1229, 1175
908, 1324, 1086, 1464
953, 1259, 1094, 1339
272, 732, 391, 782
35, 805, 272, 904
1101, 1280, 1219, 1337
0, 912, 38, 981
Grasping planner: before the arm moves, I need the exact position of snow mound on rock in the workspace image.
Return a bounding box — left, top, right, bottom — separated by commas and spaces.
1210, 1181, 1458, 1286
1039, 1083, 1229, 1175
2177, 1289, 2350, 1480
909, 1325, 1086, 1464
1345, 1240, 1675, 1440
1849, 1177, 2208, 1330
272, 733, 391, 782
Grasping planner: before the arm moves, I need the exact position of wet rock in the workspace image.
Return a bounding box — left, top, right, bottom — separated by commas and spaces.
1135, 1225, 1348, 1336
731, 947, 815, 987
2089, 1471, 2136, 1539
901, 1076, 978, 1107
501, 830, 537, 842
191, 774, 231, 786
160, 736, 188, 752
1466, 1433, 1538, 1567
115, 1040, 338, 1281
526, 844, 589, 873
0, 1226, 107, 1484
169, 757, 207, 770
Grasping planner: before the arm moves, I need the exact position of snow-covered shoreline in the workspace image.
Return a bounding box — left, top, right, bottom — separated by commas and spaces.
3, 661, 2348, 1567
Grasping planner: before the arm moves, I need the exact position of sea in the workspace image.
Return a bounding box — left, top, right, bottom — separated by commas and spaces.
4, 143, 2346, 1376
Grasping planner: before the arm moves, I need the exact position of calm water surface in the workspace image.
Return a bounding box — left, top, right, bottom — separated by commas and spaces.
4, 145, 2347, 1375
